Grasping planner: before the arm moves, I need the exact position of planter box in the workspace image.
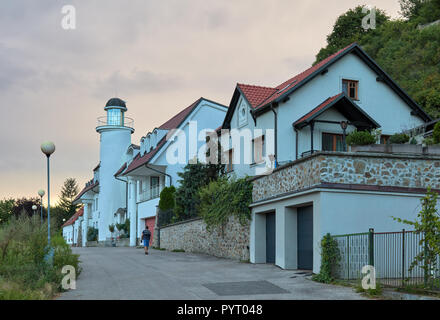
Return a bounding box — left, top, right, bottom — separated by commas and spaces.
116, 238, 130, 247
351, 144, 423, 154
427, 145, 440, 155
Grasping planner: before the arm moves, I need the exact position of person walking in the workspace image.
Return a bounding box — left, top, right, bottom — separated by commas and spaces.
141, 226, 151, 255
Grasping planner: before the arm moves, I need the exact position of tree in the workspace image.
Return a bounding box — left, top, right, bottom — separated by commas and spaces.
173, 162, 224, 222
400, 0, 440, 24
11, 197, 41, 218
393, 188, 440, 288
314, 6, 389, 64
57, 178, 79, 219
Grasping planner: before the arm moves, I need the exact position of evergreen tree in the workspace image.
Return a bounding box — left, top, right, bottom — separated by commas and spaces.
57, 178, 79, 223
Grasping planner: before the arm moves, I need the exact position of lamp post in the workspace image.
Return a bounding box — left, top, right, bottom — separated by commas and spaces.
340, 121, 348, 152
38, 189, 45, 222
41, 141, 55, 263
32, 204, 37, 217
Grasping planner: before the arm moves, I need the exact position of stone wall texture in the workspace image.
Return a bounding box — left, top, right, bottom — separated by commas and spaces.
253, 152, 440, 202
159, 216, 250, 261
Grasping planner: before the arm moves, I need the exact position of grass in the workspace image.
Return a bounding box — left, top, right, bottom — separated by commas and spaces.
0, 215, 81, 300
171, 249, 185, 253
152, 247, 166, 251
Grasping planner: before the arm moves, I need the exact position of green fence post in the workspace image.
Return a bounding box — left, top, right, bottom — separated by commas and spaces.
402, 229, 405, 287
368, 228, 374, 267
347, 235, 350, 280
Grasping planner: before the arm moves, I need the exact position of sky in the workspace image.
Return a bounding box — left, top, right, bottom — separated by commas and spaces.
0, 0, 402, 205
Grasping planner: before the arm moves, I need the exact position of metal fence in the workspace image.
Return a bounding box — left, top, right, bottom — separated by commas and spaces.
334, 229, 440, 289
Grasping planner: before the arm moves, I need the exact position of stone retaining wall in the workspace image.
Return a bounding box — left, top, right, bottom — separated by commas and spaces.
252, 151, 440, 202
159, 216, 250, 261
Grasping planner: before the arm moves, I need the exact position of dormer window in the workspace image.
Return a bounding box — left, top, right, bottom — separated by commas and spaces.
342, 79, 359, 100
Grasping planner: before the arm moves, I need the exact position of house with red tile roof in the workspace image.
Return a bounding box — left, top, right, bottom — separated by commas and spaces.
62, 206, 83, 245
115, 97, 227, 247
221, 43, 430, 178
66, 96, 227, 246
219, 43, 438, 272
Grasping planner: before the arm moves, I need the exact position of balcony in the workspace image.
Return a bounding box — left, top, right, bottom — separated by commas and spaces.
96, 116, 134, 132
137, 186, 162, 203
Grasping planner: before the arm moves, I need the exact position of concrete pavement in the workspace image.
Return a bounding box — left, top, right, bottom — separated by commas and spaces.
59, 247, 366, 300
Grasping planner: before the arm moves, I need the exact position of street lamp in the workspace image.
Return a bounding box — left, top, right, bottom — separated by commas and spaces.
38, 189, 45, 222
41, 141, 55, 263
32, 204, 37, 217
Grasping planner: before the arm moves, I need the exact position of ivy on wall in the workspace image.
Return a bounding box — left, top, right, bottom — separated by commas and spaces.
198, 177, 253, 231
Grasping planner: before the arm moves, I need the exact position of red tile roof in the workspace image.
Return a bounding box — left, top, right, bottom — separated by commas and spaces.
158, 98, 202, 130
62, 207, 84, 228
294, 93, 344, 126
74, 180, 99, 202
123, 98, 211, 175
237, 84, 278, 108
237, 43, 356, 111
124, 136, 167, 175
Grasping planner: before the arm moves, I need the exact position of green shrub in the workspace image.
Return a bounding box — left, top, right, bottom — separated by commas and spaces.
108, 224, 115, 233
389, 133, 410, 144
174, 162, 224, 222
198, 177, 253, 230
159, 186, 176, 211
410, 137, 418, 145
346, 130, 376, 146
87, 227, 98, 241
424, 137, 436, 145
433, 122, 440, 144
312, 233, 340, 284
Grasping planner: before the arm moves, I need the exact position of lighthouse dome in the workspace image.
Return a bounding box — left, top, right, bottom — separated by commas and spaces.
105, 97, 127, 111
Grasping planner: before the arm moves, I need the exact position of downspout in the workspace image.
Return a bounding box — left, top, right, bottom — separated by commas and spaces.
115, 175, 128, 218
270, 104, 278, 168
294, 127, 299, 160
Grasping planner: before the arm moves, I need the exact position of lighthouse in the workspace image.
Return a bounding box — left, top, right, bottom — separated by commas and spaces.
96, 98, 134, 241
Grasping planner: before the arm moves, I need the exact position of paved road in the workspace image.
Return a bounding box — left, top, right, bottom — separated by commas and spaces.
59, 247, 365, 300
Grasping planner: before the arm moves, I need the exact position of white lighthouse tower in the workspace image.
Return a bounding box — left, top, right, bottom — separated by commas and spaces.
96, 98, 134, 241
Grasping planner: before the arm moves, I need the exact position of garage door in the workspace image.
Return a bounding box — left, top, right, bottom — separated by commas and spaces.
297, 206, 313, 270
266, 213, 276, 264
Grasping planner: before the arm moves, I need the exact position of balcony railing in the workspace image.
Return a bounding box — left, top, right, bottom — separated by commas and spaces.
96, 116, 134, 129
138, 186, 161, 203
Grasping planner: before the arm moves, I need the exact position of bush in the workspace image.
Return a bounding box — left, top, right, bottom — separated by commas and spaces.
433, 122, 440, 144
0, 215, 80, 299
312, 234, 340, 284
108, 224, 115, 233
174, 162, 224, 222
389, 133, 410, 144
198, 177, 253, 230
159, 186, 176, 211
346, 130, 376, 146
87, 227, 98, 242
424, 137, 436, 145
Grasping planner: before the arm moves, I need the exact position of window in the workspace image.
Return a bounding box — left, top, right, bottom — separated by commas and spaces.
151, 176, 160, 199
252, 135, 265, 164
138, 181, 142, 195
225, 149, 233, 173
322, 133, 345, 151
342, 79, 359, 100
107, 109, 122, 125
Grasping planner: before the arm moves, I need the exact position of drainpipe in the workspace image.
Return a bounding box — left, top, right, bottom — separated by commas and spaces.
115, 176, 128, 218
270, 104, 278, 168
310, 121, 315, 155
294, 128, 299, 160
